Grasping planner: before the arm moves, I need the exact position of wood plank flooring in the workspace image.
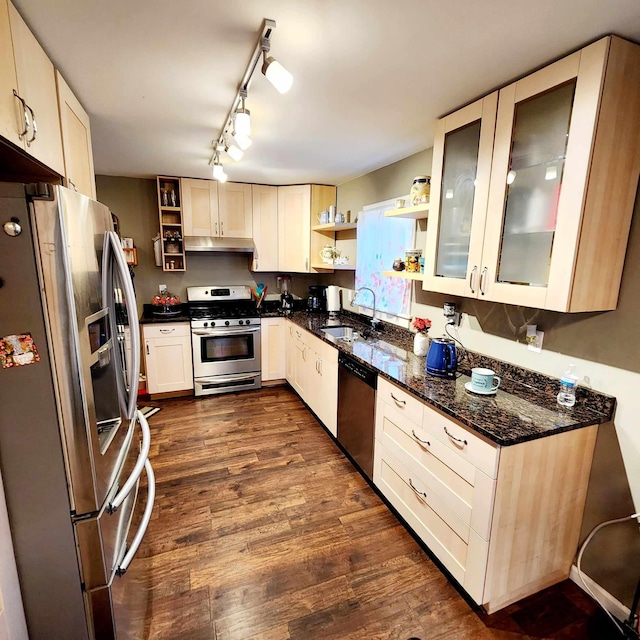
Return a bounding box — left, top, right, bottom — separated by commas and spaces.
136, 386, 616, 639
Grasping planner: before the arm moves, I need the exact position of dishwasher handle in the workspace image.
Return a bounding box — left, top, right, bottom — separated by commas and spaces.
338, 353, 377, 389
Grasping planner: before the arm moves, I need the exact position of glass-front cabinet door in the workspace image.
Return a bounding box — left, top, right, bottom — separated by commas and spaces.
423, 93, 498, 296
480, 38, 609, 308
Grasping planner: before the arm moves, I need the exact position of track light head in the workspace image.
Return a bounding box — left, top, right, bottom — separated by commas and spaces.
261, 52, 293, 94
226, 142, 243, 161
233, 131, 252, 151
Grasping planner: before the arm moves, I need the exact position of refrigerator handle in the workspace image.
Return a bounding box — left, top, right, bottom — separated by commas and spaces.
108, 410, 150, 513
104, 231, 141, 420
116, 457, 155, 576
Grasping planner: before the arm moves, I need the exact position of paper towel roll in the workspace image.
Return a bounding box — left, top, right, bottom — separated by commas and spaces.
327, 286, 341, 313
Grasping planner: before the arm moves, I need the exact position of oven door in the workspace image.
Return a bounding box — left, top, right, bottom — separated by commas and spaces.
192, 324, 261, 378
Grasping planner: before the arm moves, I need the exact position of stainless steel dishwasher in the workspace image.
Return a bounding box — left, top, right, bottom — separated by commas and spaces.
337, 352, 378, 480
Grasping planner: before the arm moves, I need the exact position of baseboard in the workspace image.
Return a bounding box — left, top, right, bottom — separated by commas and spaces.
570, 564, 630, 623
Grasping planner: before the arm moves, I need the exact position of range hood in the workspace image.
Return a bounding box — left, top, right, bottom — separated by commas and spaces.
184, 236, 255, 253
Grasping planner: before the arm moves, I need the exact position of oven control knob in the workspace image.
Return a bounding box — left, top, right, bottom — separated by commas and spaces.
245, 320, 250, 325
211, 321, 215, 327
238, 320, 244, 325
225, 320, 230, 326
204, 322, 208, 327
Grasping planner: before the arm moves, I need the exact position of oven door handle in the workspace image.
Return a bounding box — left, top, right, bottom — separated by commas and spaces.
192, 327, 260, 336
198, 373, 259, 384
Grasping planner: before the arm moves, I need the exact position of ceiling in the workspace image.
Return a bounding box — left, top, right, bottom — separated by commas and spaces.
12, 0, 640, 186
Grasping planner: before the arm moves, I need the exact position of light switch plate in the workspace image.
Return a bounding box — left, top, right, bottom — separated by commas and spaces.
526, 325, 544, 352
159, 284, 166, 293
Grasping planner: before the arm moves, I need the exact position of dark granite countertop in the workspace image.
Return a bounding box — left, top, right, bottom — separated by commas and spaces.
140, 304, 190, 324
287, 311, 615, 447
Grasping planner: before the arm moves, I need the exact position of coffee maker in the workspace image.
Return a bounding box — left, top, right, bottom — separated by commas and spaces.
307, 285, 327, 312
278, 275, 294, 316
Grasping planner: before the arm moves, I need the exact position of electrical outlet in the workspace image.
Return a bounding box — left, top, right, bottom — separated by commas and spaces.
526, 325, 544, 352
159, 284, 167, 293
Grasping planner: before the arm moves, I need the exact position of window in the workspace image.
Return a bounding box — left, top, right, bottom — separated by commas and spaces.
355, 197, 414, 317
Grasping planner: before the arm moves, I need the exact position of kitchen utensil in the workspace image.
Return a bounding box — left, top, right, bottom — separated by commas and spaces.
256, 286, 268, 309
335, 212, 345, 224
318, 210, 329, 224
327, 285, 340, 316
307, 285, 327, 311
426, 337, 457, 378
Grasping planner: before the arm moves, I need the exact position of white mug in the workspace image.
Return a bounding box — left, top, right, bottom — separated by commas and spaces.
471, 367, 500, 392
335, 212, 345, 224
318, 210, 329, 224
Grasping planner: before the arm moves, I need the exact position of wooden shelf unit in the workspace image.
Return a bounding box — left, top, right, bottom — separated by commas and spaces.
311, 263, 356, 271
311, 222, 358, 232
384, 203, 430, 219
157, 176, 186, 271
382, 270, 424, 280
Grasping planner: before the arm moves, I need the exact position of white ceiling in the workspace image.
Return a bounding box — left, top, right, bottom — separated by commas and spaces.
12, 0, 640, 185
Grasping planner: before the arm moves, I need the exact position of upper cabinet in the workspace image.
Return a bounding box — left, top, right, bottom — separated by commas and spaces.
182, 178, 218, 236
277, 184, 337, 273
182, 179, 252, 238
424, 36, 640, 312
56, 70, 96, 199
218, 182, 252, 238
252, 184, 278, 271
6, 1, 64, 175
157, 176, 186, 271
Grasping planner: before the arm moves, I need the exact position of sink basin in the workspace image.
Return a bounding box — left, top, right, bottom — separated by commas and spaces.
320, 326, 353, 338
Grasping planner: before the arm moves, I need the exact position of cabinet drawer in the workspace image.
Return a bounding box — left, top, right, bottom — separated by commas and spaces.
374, 443, 489, 603
378, 377, 424, 426
376, 403, 496, 540
422, 404, 499, 479
142, 323, 190, 339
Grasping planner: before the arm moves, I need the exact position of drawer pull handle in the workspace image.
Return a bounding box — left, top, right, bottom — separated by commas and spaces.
159, 328, 175, 334
409, 478, 427, 501
390, 393, 406, 406
444, 426, 467, 446
411, 430, 430, 446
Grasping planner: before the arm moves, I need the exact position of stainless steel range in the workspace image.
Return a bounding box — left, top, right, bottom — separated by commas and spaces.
187, 285, 261, 396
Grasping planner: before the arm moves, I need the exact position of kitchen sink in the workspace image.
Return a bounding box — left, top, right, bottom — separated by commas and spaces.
320, 326, 353, 338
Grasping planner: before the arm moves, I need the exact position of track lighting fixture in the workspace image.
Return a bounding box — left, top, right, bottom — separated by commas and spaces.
234, 90, 251, 137
233, 131, 252, 151
261, 38, 293, 94
208, 19, 292, 177
225, 142, 244, 161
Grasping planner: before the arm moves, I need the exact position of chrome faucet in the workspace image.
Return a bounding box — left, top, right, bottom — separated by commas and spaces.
351, 286, 381, 329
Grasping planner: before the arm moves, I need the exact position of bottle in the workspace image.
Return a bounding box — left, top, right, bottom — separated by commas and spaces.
557, 364, 578, 407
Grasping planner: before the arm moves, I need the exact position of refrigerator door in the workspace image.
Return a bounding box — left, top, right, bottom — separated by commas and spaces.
31, 185, 135, 515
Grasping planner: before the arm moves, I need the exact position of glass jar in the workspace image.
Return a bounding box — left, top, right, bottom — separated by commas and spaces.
410, 176, 431, 205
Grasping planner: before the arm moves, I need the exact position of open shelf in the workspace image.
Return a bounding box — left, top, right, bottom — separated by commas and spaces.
384, 203, 430, 219
311, 222, 358, 232
311, 263, 357, 271
382, 270, 424, 280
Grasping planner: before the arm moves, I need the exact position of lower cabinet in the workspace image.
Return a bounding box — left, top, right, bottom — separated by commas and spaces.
261, 317, 286, 382
285, 321, 338, 435
374, 377, 598, 613
143, 323, 194, 397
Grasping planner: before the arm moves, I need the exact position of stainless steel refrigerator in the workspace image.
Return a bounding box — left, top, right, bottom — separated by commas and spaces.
0, 182, 156, 639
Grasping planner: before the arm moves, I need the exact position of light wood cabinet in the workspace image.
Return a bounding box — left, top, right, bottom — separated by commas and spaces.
218, 182, 252, 238
0, 0, 20, 147
261, 317, 286, 382
278, 184, 337, 273
424, 36, 640, 312
182, 179, 252, 239
374, 377, 598, 613
284, 321, 338, 434
56, 70, 95, 199
251, 184, 279, 272
182, 178, 218, 237
143, 323, 193, 397
7, 1, 64, 175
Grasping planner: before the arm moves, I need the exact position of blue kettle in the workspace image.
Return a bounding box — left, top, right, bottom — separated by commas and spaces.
426, 337, 457, 379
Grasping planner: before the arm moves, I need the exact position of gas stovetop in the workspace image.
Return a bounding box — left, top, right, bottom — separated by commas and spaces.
186, 285, 258, 322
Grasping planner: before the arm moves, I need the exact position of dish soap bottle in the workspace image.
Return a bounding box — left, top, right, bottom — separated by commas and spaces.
557, 364, 578, 407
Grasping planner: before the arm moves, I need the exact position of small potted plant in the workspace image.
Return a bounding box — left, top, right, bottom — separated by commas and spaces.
412, 317, 432, 356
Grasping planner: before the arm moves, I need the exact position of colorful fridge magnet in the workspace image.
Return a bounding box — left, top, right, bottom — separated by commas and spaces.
0, 333, 41, 368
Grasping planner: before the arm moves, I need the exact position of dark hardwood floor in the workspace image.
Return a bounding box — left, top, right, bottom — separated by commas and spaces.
138, 386, 616, 639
